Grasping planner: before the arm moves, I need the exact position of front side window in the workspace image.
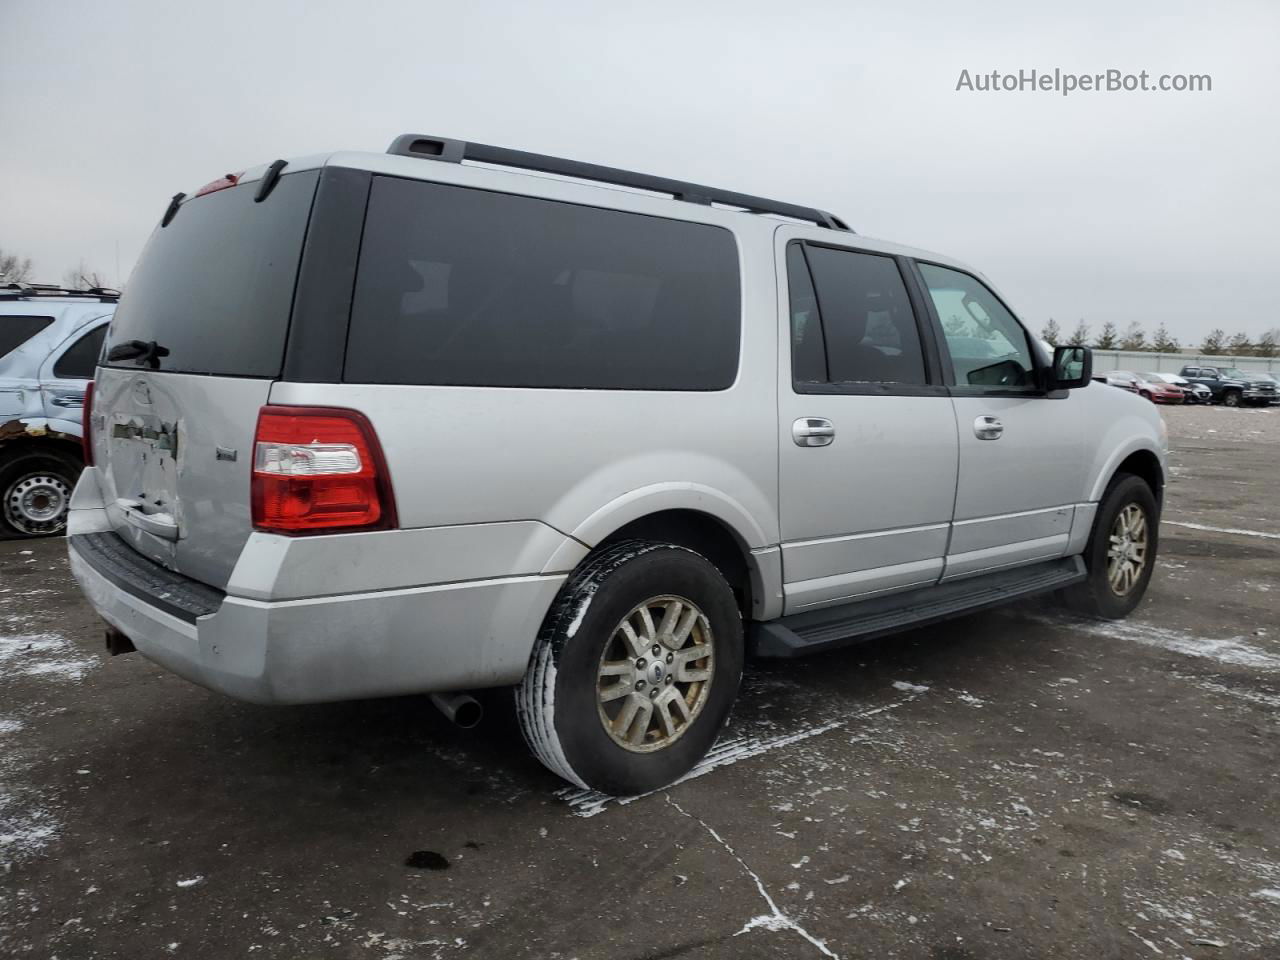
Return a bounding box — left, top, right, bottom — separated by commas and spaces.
52, 324, 108, 379
919, 263, 1037, 390
345, 177, 741, 390
1, 315, 53, 361
792, 244, 926, 386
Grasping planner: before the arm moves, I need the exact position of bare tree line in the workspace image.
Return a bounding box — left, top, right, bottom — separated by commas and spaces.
1, 244, 114, 291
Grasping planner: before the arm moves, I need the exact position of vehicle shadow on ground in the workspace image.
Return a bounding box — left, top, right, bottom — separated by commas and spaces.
52, 603, 1038, 848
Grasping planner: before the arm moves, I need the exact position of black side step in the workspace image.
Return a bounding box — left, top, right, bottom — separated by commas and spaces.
751, 556, 1086, 658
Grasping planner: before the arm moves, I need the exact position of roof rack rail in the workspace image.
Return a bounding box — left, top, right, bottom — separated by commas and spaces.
1, 282, 120, 302
386, 134, 851, 232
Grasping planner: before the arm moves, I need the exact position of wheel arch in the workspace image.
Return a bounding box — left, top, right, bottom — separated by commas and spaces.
1090, 444, 1165, 507
546, 486, 780, 621
0, 419, 85, 469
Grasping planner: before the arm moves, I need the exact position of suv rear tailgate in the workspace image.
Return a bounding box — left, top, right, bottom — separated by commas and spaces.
91, 168, 319, 588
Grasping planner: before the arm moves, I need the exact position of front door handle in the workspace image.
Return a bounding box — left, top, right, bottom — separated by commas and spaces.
974, 415, 1004, 440
793, 417, 835, 447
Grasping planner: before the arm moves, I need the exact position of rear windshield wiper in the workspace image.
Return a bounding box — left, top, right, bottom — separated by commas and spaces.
107, 339, 170, 368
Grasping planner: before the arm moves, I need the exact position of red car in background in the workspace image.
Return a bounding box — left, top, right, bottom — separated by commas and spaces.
1130, 372, 1187, 404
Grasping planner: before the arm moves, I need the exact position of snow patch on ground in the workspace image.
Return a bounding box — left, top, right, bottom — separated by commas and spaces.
1, 632, 96, 866
666, 795, 838, 958
0, 632, 96, 681
1024, 613, 1280, 671
559, 697, 918, 817
1162, 519, 1280, 541
892, 681, 929, 693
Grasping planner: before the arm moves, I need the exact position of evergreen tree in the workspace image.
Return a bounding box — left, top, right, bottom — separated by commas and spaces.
1094, 321, 1119, 349
1151, 323, 1180, 353
1202, 328, 1226, 354
1227, 331, 1253, 356
1041, 318, 1062, 345
1120, 322, 1147, 351
1067, 320, 1090, 346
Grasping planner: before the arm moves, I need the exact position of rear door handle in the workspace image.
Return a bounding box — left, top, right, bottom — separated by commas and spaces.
115, 498, 180, 541
51, 393, 84, 408
973, 416, 1004, 440
792, 417, 835, 447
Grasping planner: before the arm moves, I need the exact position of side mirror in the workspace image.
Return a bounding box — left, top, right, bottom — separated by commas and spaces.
1048, 345, 1092, 390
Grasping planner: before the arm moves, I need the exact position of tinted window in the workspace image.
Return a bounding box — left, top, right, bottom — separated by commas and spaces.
786, 243, 826, 384
919, 263, 1036, 389
1, 315, 53, 359
104, 171, 319, 377
53, 324, 108, 379
345, 177, 740, 390
801, 245, 926, 384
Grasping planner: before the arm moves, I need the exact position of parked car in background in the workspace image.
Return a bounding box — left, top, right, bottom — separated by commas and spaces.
1250, 372, 1280, 404
66, 136, 1166, 795
1094, 370, 1141, 393
1179, 365, 1278, 407
1130, 373, 1185, 404
1, 284, 116, 537
1143, 372, 1211, 404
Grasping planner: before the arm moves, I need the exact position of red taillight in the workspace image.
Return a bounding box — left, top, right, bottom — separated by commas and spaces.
81, 380, 95, 467
251, 405, 397, 535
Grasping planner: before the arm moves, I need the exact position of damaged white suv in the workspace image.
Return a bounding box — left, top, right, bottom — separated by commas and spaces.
68, 136, 1167, 795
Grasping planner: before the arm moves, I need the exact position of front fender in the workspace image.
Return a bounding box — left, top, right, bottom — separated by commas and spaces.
1084, 402, 1168, 503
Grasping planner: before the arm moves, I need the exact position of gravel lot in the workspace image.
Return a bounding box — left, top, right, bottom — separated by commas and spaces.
2, 404, 1278, 959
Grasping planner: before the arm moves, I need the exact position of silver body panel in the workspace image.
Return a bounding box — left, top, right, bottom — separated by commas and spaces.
1, 302, 113, 441
91, 367, 271, 589
68, 149, 1168, 703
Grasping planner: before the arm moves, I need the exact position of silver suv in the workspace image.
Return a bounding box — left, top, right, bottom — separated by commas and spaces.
68, 136, 1167, 795
2, 285, 115, 536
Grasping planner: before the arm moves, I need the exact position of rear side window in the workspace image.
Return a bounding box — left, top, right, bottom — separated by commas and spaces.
786, 243, 826, 384
1, 315, 53, 359
345, 177, 741, 390
53, 324, 108, 379
104, 170, 319, 377
797, 244, 927, 385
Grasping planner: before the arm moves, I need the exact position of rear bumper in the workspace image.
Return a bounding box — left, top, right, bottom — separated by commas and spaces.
66, 467, 575, 705
69, 533, 566, 704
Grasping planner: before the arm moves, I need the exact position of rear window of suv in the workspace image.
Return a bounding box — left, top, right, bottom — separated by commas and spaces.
103, 170, 319, 377
1, 315, 54, 359
344, 177, 741, 390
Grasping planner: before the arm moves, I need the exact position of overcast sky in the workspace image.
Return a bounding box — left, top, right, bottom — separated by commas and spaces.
2, 0, 1276, 344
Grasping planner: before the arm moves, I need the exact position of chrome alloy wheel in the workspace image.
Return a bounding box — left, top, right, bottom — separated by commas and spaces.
4, 473, 72, 536
1106, 503, 1149, 597
596, 595, 714, 753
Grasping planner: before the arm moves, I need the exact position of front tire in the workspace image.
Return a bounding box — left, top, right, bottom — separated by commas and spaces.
0, 451, 80, 538
1222, 390, 1241, 407
517, 540, 743, 795
1064, 473, 1158, 619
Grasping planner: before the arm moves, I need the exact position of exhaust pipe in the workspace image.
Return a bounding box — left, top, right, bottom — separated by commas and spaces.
430, 692, 483, 729
104, 626, 136, 656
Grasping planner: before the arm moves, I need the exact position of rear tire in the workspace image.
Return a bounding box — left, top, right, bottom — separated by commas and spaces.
516, 540, 743, 796
0, 451, 80, 538
1063, 473, 1158, 619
